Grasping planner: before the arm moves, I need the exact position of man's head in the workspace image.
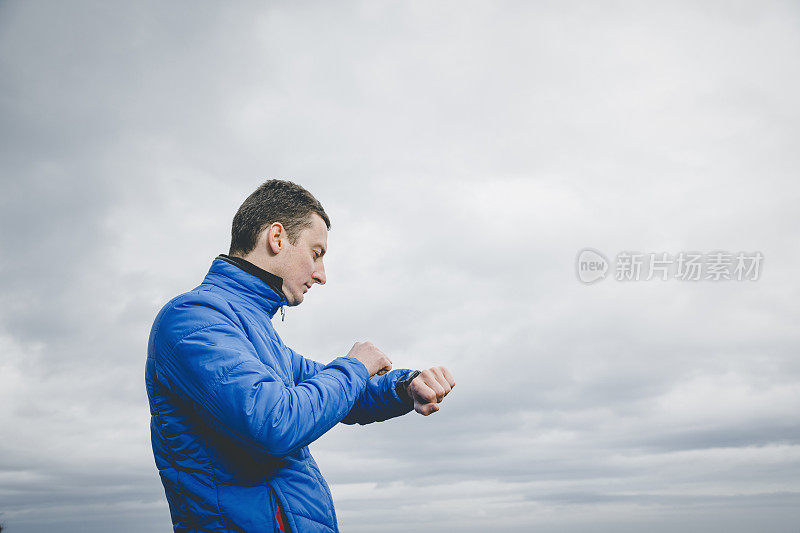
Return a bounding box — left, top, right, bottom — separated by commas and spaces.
230, 180, 330, 306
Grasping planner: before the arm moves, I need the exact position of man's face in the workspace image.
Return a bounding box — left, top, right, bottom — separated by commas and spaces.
278, 213, 327, 306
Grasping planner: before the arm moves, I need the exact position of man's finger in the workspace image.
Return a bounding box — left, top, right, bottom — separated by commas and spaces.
430, 368, 451, 397
440, 366, 456, 388
424, 375, 446, 402
412, 381, 438, 405
416, 402, 439, 416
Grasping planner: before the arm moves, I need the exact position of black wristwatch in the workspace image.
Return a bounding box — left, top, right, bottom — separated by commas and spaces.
395, 370, 421, 405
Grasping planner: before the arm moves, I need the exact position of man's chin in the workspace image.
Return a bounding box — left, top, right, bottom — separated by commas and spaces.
286, 293, 303, 306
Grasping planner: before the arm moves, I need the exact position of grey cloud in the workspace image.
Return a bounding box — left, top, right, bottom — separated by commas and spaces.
2, 1, 800, 532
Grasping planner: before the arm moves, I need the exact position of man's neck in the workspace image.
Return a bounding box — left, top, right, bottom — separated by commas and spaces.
218, 254, 286, 299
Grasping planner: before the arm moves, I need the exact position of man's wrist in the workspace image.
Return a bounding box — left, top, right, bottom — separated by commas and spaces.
395, 369, 420, 405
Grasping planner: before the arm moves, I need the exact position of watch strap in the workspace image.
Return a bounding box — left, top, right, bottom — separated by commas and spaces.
395, 369, 421, 405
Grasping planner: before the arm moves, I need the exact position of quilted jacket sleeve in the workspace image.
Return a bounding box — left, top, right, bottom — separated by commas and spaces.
153, 296, 369, 458
287, 347, 413, 425
339, 368, 414, 425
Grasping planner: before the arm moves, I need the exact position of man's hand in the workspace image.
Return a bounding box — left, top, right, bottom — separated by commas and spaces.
409, 366, 456, 415
346, 341, 392, 378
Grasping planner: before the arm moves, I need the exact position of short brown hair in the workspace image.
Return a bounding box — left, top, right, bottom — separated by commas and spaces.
229, 180, 330, 256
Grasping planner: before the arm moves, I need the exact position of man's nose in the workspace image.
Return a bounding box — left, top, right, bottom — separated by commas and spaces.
313, 263, 326, 285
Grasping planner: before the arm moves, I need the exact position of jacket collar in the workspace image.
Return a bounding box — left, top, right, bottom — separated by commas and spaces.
204, 255, 288, 318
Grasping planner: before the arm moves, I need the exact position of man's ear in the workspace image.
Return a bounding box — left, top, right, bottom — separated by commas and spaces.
266, 222, 285, 255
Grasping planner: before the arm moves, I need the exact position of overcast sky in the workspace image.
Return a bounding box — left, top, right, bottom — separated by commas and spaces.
1, 1, 799, 532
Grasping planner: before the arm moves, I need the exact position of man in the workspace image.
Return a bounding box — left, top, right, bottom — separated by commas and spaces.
146, 180, 455, 532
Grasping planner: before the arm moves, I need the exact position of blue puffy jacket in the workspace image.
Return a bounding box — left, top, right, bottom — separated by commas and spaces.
146, 257, 413, 532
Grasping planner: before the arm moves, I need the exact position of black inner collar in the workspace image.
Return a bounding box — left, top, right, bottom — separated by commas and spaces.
217, 254, 286, 300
